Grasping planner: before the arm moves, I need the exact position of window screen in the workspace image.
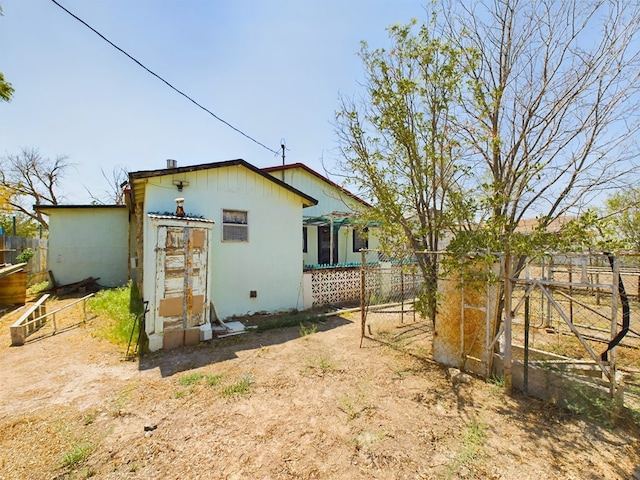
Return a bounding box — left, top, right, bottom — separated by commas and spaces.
222, 210, 248, 242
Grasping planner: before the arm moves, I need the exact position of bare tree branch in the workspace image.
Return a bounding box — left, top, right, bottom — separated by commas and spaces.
0, 147, 72, 229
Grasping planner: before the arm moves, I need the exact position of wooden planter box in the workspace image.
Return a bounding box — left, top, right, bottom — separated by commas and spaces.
0, 264, 28, 306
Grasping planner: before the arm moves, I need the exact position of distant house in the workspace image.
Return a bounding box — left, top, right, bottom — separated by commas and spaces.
263, 163, 380, 267
127, 159, 317, 350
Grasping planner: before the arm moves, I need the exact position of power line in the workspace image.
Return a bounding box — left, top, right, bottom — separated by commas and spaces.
49, 0, 280, 155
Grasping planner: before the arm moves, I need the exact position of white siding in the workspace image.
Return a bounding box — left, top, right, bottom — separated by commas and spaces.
276, 167, 364, 219
267, 166, 380, 266
47, 208, 129, 287
142, 165, 305, 320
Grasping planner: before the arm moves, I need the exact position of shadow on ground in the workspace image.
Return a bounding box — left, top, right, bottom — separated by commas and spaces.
138, 314, 352, 377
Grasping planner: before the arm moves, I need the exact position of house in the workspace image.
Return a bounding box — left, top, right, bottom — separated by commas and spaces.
263, 163, 380, 267
34, 205, 129, 288
126, 159, 317, 350
36, 159, 377, 351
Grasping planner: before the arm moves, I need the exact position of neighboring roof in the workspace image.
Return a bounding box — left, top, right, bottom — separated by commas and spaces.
514, 215, 575, 233
35, 204, 127, 214
128, 159, 318, 208
262, 163, 372, 209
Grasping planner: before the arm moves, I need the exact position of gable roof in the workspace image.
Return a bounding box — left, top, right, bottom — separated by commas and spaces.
262, 163, 372, 209
128, 159, 318, 207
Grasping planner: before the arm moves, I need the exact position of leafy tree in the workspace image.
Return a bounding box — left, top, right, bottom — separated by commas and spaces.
0, 6, 14, 102
334, 19, 474, 322
0, 72, 13, 102
0, 147, 71, 229
0, 213, 42, 238
604, 188, 640, 251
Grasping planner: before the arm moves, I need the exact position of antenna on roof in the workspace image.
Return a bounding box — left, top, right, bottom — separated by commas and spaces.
280, 138, 286, 166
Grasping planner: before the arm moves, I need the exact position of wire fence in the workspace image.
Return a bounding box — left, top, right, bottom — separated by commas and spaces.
360, 250, 435, 355
360, 249, 640, 411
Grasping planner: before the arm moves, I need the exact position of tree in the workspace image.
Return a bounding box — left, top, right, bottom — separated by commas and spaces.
0, 147, 71, 229
0, 6, 14, 102
85, 165, 129, 205
442, 0, 640, 259
604, 188, 640, 251
334, 19, 474, 322
0, 72, 13, 102
0, 212, 42, 238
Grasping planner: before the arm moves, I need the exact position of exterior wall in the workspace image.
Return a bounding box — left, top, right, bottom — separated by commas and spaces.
268, 167, 380, 266
304, 225, 319, 266
141, 164, 306, 320
47, 208, 129, 287
272, 167, 364, 218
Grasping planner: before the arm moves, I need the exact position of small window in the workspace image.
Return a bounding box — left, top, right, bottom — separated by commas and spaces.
222, 209, 248, 242
353, 227, 368, 252
303, 226, 308, 253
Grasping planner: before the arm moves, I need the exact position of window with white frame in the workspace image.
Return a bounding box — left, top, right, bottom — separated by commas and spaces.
222, 209, 248, 242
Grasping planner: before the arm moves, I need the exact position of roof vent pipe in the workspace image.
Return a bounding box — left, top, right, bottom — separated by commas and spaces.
167, 159, 177, 168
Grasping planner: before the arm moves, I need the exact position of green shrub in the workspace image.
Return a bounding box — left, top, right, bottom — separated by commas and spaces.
16, 248, 34, 264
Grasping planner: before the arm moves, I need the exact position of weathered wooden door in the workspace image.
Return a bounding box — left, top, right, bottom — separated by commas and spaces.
155, 225, 209, 334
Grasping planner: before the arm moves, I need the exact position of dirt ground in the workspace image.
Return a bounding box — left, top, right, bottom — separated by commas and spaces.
0, 296, 639, 480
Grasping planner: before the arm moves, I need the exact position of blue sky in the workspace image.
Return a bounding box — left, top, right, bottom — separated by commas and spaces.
1, 0, 425, 203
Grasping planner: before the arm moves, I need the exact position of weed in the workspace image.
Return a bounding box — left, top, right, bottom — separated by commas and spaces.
205, 373, 225, 387
488, 375, 505, 394
299, 322, 318, 337
563, 381, 623, 427
88, 282, 143, 347
179, 372, 203, 386
302, 355, 337, 376
447, 417, 486, 477
82, 413, 97, 426
337, 382, 373, 420
354, 430, 386, 451
83, 467, 96, 478
220, 375, 253, 398
173, 389, 187, 399
255, 313, 319, 332
110, 384, 135, 416
61, 442, 94, 468
27, 280, 50, 296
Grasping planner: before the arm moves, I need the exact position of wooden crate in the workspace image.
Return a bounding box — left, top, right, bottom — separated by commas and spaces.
0, 270, 27, 305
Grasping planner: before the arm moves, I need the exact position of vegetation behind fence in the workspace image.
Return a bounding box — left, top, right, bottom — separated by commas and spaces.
0, 235, 48, 285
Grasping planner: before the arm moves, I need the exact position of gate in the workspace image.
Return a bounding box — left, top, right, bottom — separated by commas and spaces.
360, 249, 640, 410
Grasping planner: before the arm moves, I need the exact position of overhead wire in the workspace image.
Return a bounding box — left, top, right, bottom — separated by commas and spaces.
49, 0, 280, 155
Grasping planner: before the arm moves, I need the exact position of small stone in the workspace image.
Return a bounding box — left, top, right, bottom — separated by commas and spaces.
144, 421, 158, 432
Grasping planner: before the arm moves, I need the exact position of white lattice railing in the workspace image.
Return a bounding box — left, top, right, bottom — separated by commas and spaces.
303, 263, 424, 309
305, 266, 361, 308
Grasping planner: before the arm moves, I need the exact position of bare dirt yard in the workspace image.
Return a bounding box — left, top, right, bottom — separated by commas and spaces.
0, 295, 639, 480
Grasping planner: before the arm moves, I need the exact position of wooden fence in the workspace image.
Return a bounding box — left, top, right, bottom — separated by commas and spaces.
0, 236, 48, 285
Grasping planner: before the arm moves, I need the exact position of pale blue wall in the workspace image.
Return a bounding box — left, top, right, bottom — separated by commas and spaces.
141, 165, 307, 320
47, 207, 129, 287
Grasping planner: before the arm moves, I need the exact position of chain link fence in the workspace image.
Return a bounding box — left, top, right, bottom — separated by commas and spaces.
359, 249, 435, 356
360, 249, 640, 412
